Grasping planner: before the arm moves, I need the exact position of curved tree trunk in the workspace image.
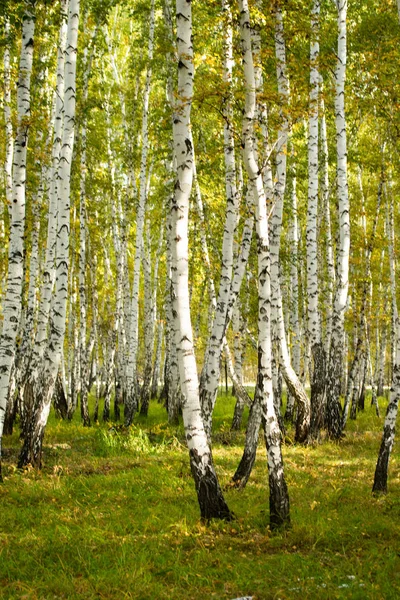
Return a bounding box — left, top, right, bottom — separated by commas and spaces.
170, 0, 232, 521
239, 0, 290, 528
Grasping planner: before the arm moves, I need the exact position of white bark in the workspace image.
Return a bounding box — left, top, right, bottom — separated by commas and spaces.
306, 0, 325, 439
19, 0, 80, 468
373, 187, 400, 493
199, 0, 239, 435
269, 3, 310, 442
79, 21, 98, 427
3, 18, 13, 220
33, 0, 69, 370
326, 0, 350, 438
171, 0, 231, 520
0, 1, 35, 478
239, 0, 290, 528
125, 0, 155, 424
285, 154, 300, 422
320, 88, 335, 360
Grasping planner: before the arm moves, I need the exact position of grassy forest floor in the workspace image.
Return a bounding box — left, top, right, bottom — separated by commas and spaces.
1, 392, 400, 599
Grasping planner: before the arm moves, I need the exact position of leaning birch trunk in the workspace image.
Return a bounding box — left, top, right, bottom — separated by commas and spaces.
18, 0, 80, 469
171, 0, 232, 521
239, 0, 290, 528
373, 189, 400, 493
306, 0, 325, 440
0, 2, 35, 480
326, 0, 350, 439
270, 3, 310, 443
125, 0, 155, 425
199, 0, 239, 437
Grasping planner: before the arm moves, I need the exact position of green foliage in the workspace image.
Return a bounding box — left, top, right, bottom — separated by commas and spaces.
1, 394, 400, 599
94, 423, 182, 456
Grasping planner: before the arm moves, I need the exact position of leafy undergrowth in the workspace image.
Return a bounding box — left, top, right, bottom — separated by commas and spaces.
1, 393, 400, 599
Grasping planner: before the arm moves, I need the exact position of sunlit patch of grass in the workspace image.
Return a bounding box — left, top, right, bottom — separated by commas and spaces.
1, 392, 400, 599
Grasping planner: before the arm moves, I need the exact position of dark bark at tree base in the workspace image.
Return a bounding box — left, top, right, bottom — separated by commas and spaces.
81, 393, 91, 427
140, 397, 150, 416
232, 393, 261, 489
124, 391, 138, 426
102, 399, 110, 422
18, 414, 46, 469
310, 342, 326, 440
54, 372, 68, 420
326, 342, 344, 440
190, 449, 233, 521
284, 394, 294, 425
3, 392, 18, 436
372, 425, 392, 494
268, 470, 291, 529
114, 389, 121, 421
231, 398, 245, 430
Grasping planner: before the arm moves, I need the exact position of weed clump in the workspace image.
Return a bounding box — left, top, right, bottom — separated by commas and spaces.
94, 425, 180, 457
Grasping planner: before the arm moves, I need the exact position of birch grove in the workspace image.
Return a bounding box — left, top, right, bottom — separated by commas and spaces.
0, 0, 399, 523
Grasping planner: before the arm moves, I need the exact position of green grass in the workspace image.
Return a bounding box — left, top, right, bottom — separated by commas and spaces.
1, 393, 400, 599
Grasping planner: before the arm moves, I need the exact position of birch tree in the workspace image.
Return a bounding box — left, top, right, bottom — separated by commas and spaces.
199, 0, 239, 437
0, 1, 35, 480
125, 0, 155, 425
170, 0, 232, 520
19, 0, 81, 468
239, 0, 290, 528
373, 185, 399, 493
325, 0, 350, 439
306, 0, 325, 439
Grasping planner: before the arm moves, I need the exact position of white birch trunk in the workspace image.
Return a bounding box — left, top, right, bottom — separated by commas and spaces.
125, 0, 155, 425
19, 0, 80, 468
79, 22, 97, 427
0, 2, 35, 479
32, 0, 69, 372
373, 188, 400, 493
239, 0, 290, 528
199, 0, 239, 436
342, 174, 382, 430
306, 0, 325, 439
270, 3, 310, 443
320, 89, 335, 361
326, 0, 350, 438
285, 154, 301, 423
151, 320, 163, 400
171, 0, 232, 521
3, 18, 13, 221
